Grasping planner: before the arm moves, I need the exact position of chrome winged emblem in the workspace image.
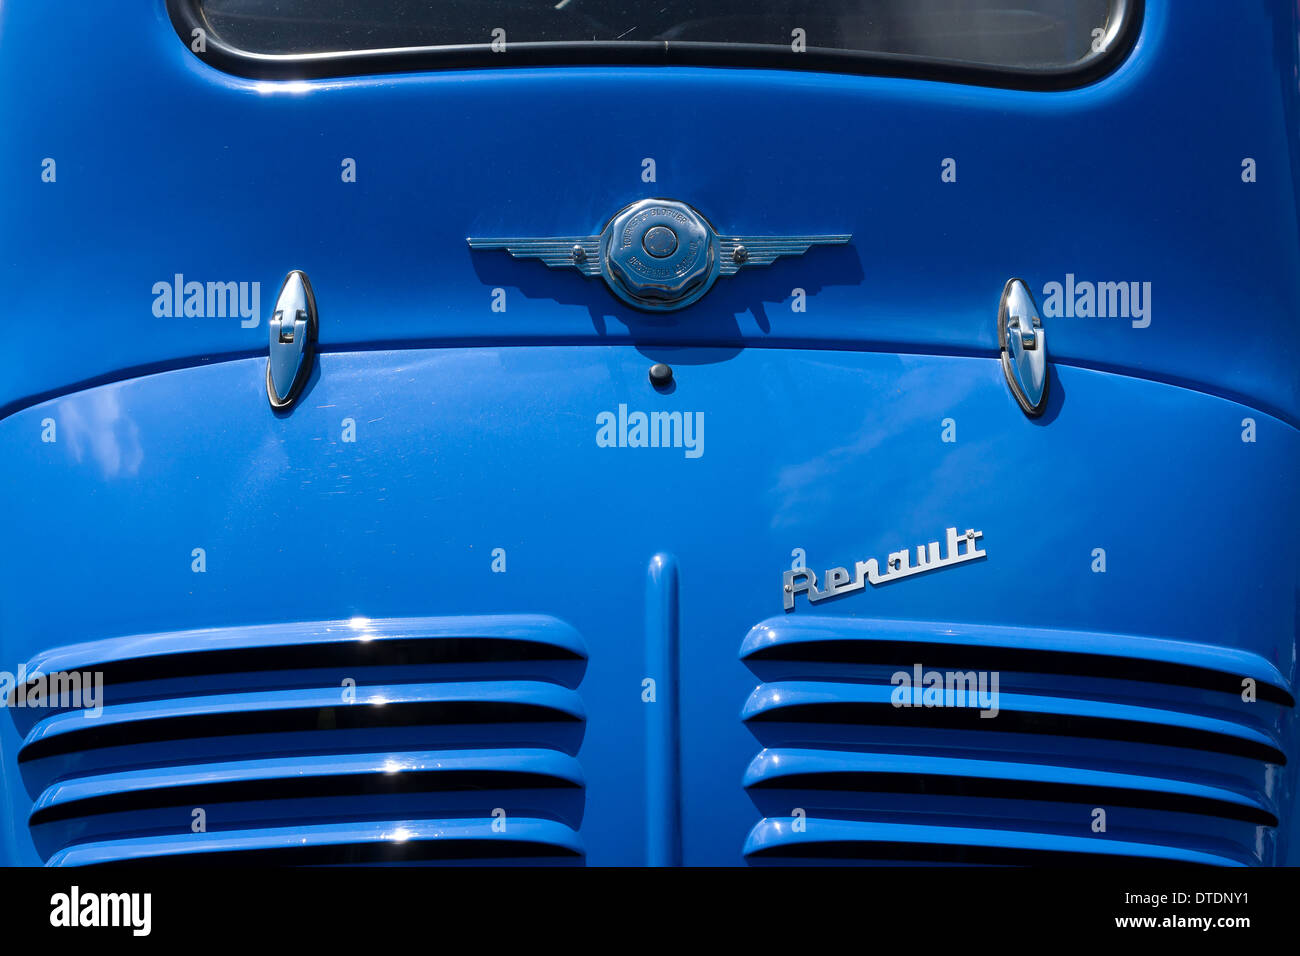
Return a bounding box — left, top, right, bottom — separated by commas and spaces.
468, 198, 849, 312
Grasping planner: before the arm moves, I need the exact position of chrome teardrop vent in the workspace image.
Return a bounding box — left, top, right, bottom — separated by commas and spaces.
998, 278, 1048, 417
266, 270, 318, 411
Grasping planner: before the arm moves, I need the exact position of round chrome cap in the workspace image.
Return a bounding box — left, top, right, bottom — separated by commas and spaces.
642, 226, 678, 258
600, 199, 720, 311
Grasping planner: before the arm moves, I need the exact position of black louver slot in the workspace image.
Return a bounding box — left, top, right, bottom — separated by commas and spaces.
14, 615, 589, 866
741, 616, 1294, 866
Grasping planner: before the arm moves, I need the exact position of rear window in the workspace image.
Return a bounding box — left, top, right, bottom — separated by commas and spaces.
174, 0, 1140, 86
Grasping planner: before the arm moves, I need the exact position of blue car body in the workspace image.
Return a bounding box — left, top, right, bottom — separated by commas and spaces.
0, 0, 1297, 865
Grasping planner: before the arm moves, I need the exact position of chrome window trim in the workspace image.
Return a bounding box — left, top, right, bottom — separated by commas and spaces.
167, 0, 1144, 90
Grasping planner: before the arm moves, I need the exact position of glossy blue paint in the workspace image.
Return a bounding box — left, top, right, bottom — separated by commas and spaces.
48, 817, 586, 867
743, 751, 1276, 820
29, 748, 585, 861
743, 682, 1283, 760
20, 614, 588, 677
742, 818, 1250, 866
1, 345, 1297, 865
741, 617, 1295, 700
644, 553, 682, 866
0, 0, 1297, 866
0, 2, 1297, 422
33, 749, 586, 817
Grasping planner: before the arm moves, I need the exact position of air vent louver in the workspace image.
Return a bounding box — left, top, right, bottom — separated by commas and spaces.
14, 614, 587, 865
741, 616, 1293, 866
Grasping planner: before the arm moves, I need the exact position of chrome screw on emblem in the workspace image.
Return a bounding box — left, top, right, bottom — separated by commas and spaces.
468, 198, 849, 312
998, 278, 1048, 417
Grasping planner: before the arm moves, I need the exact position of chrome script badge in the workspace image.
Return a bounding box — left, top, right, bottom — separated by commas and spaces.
784, 527, 986, 611
468, 198, 849, 312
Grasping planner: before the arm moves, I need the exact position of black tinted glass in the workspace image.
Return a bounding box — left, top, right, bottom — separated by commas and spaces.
197, 0, 1119, 71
